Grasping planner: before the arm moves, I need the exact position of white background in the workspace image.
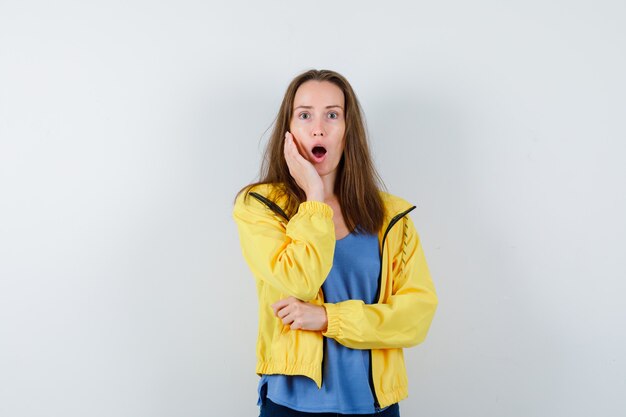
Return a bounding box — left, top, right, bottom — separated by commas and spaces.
1, 1, 625, 416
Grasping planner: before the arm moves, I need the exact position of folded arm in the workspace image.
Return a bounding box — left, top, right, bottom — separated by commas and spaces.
322, 215, 438, 349
232, 190, 336, 301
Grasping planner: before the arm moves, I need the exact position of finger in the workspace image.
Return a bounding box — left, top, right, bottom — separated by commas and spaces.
290, 133, 307, 159
283, 134, 299, 167
286, 133, 304, 161
278, 297, 303, 319
271, 303, 283, 317
281, 311, 295, 325
271, 296, 297, 315
272, 296, 294, 309
271, 298, 290, 315
285, 132, 296, 149
276, 304, 291, 319
283, 132, 293, 154
284, 132, 291, 151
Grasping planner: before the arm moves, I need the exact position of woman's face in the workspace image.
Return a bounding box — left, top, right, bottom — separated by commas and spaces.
289, 80, 346, 179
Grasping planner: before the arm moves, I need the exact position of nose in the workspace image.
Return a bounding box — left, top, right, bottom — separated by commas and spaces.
312, 125, 324, 137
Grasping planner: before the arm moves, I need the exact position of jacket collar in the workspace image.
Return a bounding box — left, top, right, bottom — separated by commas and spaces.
246, 187, 416, 234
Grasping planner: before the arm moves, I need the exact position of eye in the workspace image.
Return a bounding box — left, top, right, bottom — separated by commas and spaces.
328, 112, 339, 119
298, 112, 310, 120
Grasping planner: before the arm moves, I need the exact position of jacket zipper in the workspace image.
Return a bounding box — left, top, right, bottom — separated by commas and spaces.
368, 206, 416, 411
248, 191, 417, 408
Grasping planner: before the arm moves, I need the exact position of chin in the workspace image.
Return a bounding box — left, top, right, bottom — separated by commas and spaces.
316, 166, 338, 178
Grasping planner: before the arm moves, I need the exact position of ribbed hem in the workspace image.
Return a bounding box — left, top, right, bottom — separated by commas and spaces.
376, 385, 409, 408
321, 303, 341, 339
297, 201, 333, 217
256, 361, 322, 388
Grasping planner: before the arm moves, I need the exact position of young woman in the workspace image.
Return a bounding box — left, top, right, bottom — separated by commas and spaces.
233, 69, 438, 417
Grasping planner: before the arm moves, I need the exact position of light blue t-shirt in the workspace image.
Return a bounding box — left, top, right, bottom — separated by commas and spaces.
258, 231, 386, 414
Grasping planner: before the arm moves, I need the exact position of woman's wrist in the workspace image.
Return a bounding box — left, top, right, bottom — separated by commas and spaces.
306, 189, 324, 202
320, 305, 329, 332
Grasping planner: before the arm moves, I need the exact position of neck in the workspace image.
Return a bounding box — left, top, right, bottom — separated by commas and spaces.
320, 172, 338, 202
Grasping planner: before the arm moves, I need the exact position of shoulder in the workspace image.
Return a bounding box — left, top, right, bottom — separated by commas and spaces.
233, 183, 290, 221
377, 191, 422, 243
235, 183, 280, 205
378, 190, 414, 216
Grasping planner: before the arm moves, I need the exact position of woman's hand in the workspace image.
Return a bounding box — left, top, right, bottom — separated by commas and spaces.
283, 131, 324, 201
271, 296, 328, 331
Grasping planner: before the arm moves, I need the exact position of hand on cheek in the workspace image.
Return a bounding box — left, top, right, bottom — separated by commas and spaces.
283, 131, 324, 201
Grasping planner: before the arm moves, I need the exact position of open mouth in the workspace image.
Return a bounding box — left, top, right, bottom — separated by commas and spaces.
312, 146, 327, 160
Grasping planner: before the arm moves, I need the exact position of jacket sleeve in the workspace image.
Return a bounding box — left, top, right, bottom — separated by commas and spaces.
232, 190, 336, 301
322, 215, 438, 349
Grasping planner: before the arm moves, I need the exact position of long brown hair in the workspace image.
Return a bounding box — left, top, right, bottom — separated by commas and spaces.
237, 69, 386, 234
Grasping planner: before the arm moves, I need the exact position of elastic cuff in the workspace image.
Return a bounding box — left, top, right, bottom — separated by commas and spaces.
297, 201, 334, 218
322, 303, 341, 338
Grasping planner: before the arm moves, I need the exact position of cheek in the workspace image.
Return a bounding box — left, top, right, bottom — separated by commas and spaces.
333, 130, 346, 150
289, 123, 304, 137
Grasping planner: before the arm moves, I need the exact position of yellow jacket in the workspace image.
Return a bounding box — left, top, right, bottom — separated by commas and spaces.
232, 183, 438, 409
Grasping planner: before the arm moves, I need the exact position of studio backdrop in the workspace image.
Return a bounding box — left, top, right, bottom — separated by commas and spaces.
1, 1, 624, 416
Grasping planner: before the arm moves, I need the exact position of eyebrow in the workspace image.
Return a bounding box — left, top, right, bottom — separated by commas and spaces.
294, 105, 344, 110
